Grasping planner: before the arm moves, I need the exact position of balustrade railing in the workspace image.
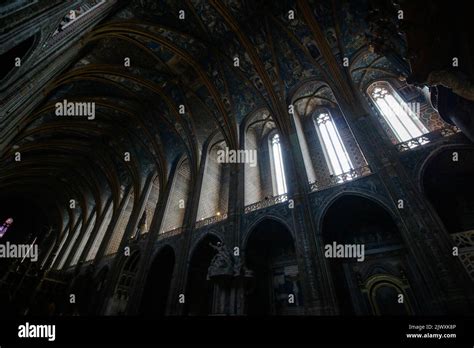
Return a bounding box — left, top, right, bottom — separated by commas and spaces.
451, 229, 474, 249
158, 227, 183, 240
195, 213, 228, 229
396, 125, 461, 152
244, 193, 288, 214
309, 165, 371, 192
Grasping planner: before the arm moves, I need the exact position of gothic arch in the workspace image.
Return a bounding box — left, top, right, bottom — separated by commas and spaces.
316, 191, 399, 233
287, 77, 331, 106
365, 79, 448, 148
290, 81, 369, 190
242, 107, 274, 131
139, 245, 175, 316
243, 218, 302, 315
188, 232, 224, 262
416, 144, 474, 194
139, 173, 160, 236
149, 243, 177, 266
106, 250, 141, 315
242, 215, 295, 250
348, 48, 399, 90
160, 156, 191, 234
196, 132, 229, 223
419, 146, 474, 282
363, 274, 414, 315
184, 233, 222, 315
242, 108, 278, 206
319, 194, 417, 315
118, 249, 141, 273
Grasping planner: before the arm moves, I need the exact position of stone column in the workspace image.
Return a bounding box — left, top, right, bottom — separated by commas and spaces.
126, 166, 177, 315
168, 152, 208, 315
98, 174, 154, 314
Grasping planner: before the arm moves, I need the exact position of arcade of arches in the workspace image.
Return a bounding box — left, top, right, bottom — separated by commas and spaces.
1, 0, 473, 316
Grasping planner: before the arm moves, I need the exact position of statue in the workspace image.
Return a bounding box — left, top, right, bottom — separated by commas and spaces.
207, 242, 233, 279
207, 242, 255, 280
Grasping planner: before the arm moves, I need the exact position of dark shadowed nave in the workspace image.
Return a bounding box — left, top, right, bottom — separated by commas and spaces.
1, 0, 473, 320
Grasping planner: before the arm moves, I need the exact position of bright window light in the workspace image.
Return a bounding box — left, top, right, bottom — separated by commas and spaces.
271, 134, 287, 195
370, 84, 428, 143
315, 112, 353, 176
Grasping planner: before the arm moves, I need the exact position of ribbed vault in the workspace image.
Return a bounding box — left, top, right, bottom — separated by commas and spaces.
0, 0, 408, 249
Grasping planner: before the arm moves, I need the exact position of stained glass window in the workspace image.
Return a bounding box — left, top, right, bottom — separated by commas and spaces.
369, 82, 428, 144
314, 112, 354, 177
270, 134, 287, 195
0, 218, 13, 238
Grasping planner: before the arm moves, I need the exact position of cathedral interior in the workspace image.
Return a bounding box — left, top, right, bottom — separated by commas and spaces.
0, 0, 473, 318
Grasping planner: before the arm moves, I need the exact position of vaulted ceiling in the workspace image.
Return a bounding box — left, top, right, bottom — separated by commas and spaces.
0, 0, 408, 242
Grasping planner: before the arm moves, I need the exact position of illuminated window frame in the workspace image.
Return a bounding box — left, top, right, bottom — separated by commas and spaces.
313, 110, 354, 177
368, 81, 428, 144
269, 133, 287, 196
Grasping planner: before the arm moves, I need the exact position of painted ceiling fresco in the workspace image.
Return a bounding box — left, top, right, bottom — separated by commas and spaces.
16, 0, 409, 222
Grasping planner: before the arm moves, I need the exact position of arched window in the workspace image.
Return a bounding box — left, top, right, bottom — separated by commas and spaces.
106, 190, 134, 255
160, 158, 190, 234
140, 176, 160, 235
313, 111, 353, 178
52, 229, 70, 269
86, 200, 113, 261
196, 140, 229, 226
368, 81, 428, 145
244, 108, 274, 207
291, 82, 370, 191
58, 220, 82, 269
70, 213, 96, 266
106, 251, 140, 315
269, 133, 287, 196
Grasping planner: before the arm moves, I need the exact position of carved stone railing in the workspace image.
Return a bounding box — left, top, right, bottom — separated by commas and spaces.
244, 193, 288, 214
396, 125, 461, 152
440, 125, 462, 137
451, 230, 474, 249
157, 227, 183, 241
451, 230, 474, 281
195, 213, 228, 229
309, 165, 372, 192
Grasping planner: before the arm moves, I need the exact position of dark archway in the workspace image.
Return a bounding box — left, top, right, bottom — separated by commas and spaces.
423, 148, 474, 234
185, 234, 220, 315
105, 251, 141, 315
423, 148, 474, 283
321, 195, 412, 315
245, 219, 302, 315
140, 246, 175, 316
90, 266, 109, 315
